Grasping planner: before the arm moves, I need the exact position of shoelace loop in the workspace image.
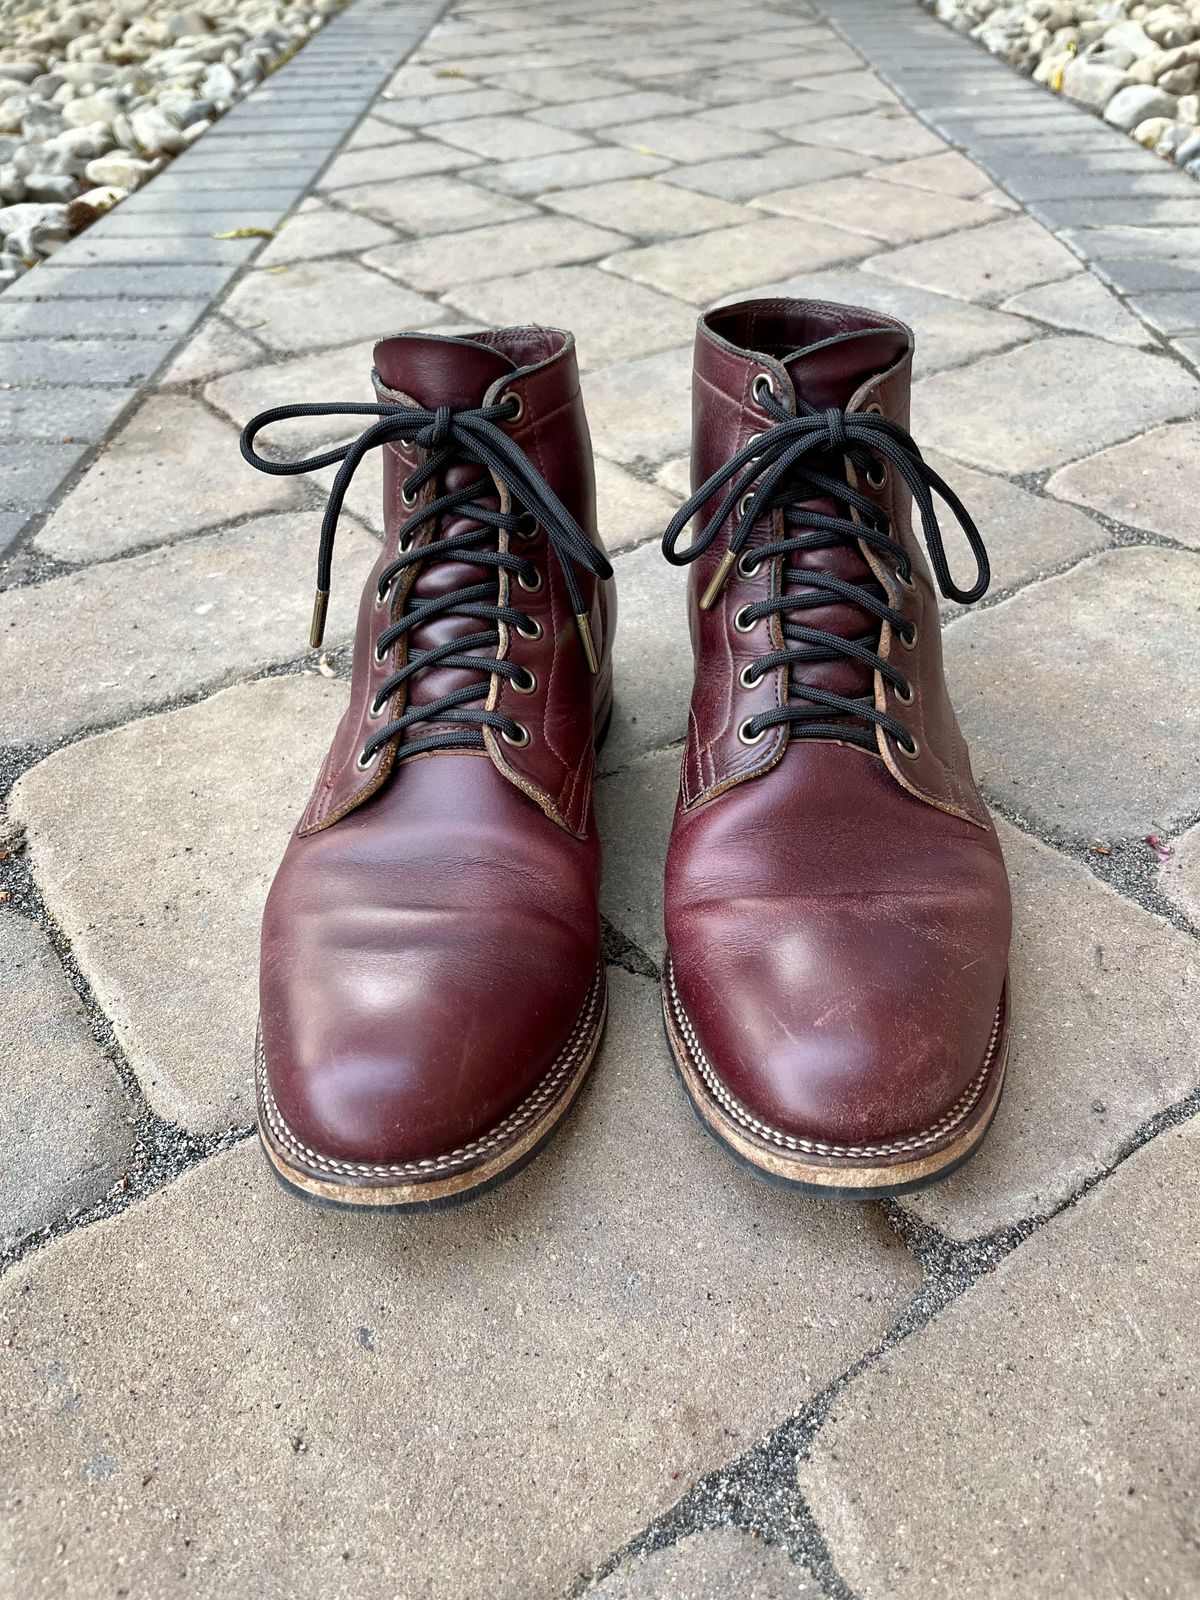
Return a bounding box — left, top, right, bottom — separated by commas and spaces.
662, 387, 990, 754
240, 394, 613, 769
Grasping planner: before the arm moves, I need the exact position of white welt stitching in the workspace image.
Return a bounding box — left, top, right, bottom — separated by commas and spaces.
666, 960, 1003, 1160
258, 967, 605, 1180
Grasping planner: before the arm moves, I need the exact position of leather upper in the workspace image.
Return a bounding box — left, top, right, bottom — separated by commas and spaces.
299, 328, 613, 841
683, 299, 987, 827
259, 328, 614, 1166
665, 300, 1012, 1149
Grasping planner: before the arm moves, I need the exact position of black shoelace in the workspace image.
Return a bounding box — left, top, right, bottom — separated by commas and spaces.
662, 381, 990, 755
241, 395, 612, 769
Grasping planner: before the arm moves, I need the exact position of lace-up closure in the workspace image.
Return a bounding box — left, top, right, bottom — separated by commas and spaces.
662, 377, 990, 755
241, 394, 613, 770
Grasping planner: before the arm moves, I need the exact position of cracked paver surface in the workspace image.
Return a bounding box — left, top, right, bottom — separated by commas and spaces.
1, 0, 1198, 1596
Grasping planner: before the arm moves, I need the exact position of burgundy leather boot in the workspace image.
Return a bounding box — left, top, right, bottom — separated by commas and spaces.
661, 299, 1011, 1196
241, 328, 614, 1206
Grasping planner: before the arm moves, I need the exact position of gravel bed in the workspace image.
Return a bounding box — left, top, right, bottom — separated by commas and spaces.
0, 0, 344, 290
923, 0, 1200, 174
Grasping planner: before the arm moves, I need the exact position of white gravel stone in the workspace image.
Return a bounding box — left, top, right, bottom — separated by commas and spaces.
1061, 57, 1130, 109
0, 0, 346, 287
1106, 82, 1179, 128
926, 0, 1200, 169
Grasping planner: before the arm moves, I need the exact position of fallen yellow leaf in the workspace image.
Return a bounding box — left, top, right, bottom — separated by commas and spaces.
212, 227, 276, 240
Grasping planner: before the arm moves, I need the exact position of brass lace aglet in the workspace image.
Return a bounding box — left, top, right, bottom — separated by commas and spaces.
699, 549, 736, 611
309, 588, 330, 650
575, 611, 600, 675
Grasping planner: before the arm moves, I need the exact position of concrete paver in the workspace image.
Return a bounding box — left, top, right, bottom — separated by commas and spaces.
0, 910, 133, 1250
866, 215, 1082, 305
0, 973, 918, 1597
10, 677, 352, 1133
912, 336, 1199, 474
1, 517, 375, 749
222, 259, 450, 353
3, 0, 1199, 1592
445, 264, 697, 365
33, 396, 305, 563
587, 1530, 810, 1597
944, 547, 1200, 841
797, 1118, 1200, 1599
1046, 421, 1200, 548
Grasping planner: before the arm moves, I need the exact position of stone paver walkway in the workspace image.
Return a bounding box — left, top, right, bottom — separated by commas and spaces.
1, 0, 1198, 1595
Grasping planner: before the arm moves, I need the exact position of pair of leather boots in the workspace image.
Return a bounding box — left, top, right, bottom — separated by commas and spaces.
242, 297, 1012, 1208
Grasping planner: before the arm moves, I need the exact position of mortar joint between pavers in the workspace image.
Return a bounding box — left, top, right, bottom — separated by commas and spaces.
600, 916, 659, 981
0, 846, 256, 1276
982, 783, 1200, 942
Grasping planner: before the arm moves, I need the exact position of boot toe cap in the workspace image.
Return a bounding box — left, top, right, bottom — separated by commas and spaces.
667, 900, 1007, 1153
259, 957, 600, 1173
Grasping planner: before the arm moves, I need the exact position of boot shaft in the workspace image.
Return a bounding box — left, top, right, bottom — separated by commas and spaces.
244, 326, 616, 841
671, 297, 990, 828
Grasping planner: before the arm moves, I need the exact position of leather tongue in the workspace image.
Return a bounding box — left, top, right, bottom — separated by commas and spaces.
371, 333, 518, 741
775, 327, 909, 722
782, 327, 909, 411
373, 332, 516, 410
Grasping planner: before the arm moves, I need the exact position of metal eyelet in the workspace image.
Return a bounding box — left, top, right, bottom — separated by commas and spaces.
737, 490, 756, 520
515, 616, 542, 641
739, 663, 762, 689
355, 746, 378, 771
752, 373, 775, 406
512, 666, 537, 695
737, 551, 762, 579
899, 623, 918, 651
374, 641, 389, 666
895, 566, 917, 592
899, 735, 920, 761
514, 512, 538, 540
738, 717, 766, 746
733, 604, 755, 633
866, 460, 887, 490
501, 722, 529, 747
894, 679, 914, 705
517, 567, 542, 593
374, 582, 390, 609
367, 693, 387, 719
400, 479, 418, 509
864, 401, 884, 415
503, 391, 524, 424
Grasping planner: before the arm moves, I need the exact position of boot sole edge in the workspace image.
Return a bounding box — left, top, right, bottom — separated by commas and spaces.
661, 955, 1008, 1200
256, 966, 607, 1210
